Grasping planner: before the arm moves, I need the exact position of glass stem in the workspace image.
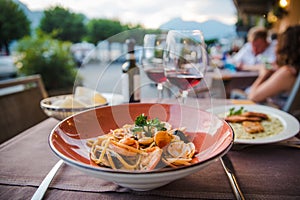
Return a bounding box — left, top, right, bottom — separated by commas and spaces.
157, 83, 163, 100
181, 90, 188, 104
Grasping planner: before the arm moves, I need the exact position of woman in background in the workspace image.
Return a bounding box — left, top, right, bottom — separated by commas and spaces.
247, 25, 300, 108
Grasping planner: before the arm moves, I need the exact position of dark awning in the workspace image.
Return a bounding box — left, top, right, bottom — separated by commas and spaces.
233, 0, 276, 16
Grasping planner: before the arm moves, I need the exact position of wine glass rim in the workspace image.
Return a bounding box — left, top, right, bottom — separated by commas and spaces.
167, 30, 205, 43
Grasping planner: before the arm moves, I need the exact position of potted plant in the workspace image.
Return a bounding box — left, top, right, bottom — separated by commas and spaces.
15, 32, 82, 95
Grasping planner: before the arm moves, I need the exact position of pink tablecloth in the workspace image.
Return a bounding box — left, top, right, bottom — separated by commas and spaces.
0, 116, 299, 199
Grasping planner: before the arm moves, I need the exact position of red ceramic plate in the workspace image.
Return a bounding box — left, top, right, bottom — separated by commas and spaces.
49, 103, 234, 191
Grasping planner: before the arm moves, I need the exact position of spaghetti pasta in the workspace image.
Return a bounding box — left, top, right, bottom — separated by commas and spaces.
88, 114, 196, 171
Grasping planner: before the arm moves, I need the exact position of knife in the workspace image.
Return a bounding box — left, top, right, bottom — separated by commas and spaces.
220, 154, 245, 200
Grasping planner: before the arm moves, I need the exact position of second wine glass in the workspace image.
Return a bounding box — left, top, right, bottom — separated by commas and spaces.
142, 34, 167, 99
163, 30, 208, 103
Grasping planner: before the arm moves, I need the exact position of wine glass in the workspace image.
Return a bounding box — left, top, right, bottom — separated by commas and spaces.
142, 34, 167, 99
163, 30, 208, 103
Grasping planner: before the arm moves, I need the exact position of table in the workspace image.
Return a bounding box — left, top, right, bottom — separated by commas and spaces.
206, 69, 259, 98
0, 99, 299, 200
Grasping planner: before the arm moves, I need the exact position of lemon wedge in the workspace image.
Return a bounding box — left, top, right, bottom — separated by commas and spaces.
93, 93, 107, 105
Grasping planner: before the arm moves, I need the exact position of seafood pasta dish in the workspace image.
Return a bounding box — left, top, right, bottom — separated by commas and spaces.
87, 114, 196, 171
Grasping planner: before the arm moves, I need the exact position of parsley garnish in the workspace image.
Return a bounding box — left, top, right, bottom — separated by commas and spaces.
135, 114, 148, 127
228, 106, 245, 116
133, 114, 167, 137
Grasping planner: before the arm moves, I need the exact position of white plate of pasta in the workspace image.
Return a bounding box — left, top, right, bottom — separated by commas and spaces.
49, 103, 234, 191
208, 104, 299, 144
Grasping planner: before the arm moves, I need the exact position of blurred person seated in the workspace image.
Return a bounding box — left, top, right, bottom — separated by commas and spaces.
209, 43, 224, 68
210, 43, 223, 60
231, 25, 300, 109
232, 26, 276, 71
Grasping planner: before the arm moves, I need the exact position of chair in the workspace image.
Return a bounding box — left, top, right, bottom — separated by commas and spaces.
0, 74, 48, 143
283, 72, 300, 120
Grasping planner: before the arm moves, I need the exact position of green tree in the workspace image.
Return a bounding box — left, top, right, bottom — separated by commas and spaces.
15, 32, 79, 92
86, 19, 161, 45
0, 0, 30, 55
39, 6, 86, 43
86, 19, 125, 44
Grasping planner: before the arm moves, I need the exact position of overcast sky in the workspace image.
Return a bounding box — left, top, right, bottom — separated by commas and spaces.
19, 0, 237, 29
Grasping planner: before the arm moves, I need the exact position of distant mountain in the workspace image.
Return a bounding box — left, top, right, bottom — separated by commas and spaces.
13, 0, 44, 31
159, 17, 236, 40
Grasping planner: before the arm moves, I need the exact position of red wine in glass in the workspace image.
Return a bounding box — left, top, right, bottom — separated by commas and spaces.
145, 68, 167, 83
166, 72, 203, 91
